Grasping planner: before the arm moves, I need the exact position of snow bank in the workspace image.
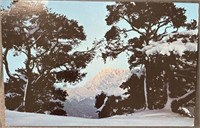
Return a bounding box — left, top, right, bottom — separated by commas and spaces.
6, 109, 194, 126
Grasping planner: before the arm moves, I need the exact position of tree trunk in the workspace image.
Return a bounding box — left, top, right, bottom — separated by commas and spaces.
24, 80, 34, 112
171, 91, 195, 113
143, 71, 148, 109
23, 48, 34, 112
145, 58, 168, 110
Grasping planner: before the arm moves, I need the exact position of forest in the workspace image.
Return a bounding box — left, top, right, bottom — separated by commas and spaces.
1, 0, 198, 119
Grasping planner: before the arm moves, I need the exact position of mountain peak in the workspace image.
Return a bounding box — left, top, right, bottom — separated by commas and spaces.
85, 68, 130, 91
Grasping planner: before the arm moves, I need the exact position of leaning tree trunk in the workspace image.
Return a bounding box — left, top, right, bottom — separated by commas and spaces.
171, 91, 196, 113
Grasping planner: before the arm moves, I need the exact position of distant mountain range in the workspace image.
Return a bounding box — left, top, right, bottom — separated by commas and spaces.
64, 68, 133, 118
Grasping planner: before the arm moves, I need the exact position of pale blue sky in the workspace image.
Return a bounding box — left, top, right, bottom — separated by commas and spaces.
1, 1, 199, 87
47, 1, 199, 87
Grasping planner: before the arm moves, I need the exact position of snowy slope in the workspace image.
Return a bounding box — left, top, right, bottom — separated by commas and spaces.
64, 68, 133, 118
6, 109, 194, 126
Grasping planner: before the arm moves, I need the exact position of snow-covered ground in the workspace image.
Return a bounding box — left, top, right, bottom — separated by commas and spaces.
6, 109, 194, 126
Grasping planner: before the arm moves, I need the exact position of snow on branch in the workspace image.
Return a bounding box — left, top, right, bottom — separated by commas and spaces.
143, 30, 198, 57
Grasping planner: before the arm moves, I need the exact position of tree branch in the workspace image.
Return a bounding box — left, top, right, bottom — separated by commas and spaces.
20, 49, 28, 56
156, 25, 173, 41
176, 90, 195, 101
174, 74, 196, 82
154, 18, 170, 33
38, 39, 61, 74
120, 16, 145, 36
3, 49, 16, 79
121, 28, 134, 33
25, 47, 32, 76
29, 30, 48, 48
36, 63, 42, 74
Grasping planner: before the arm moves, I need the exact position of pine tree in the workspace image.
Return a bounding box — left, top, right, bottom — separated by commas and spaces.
3, 1, 95, 114
95, 2, 197, 117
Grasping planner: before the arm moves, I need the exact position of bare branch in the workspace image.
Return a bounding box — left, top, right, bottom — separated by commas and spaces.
121, 28, 134, 33
152, 20, 170, 39
3, 49, 17, 79
156, 25, 173, 40
29, 30, 48, 48
21, 50, 28, 56
120, 16, 145, 36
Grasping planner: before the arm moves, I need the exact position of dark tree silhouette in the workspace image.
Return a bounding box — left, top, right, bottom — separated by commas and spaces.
102, 2, 196, 67
95, 74, 146, 118
2, 1, 95, 114
120, 74, 145, 110
95, 2, 197, 117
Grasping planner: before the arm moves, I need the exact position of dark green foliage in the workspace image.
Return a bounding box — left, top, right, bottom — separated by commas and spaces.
171, 91, 195, 118
100, 2, 197, 68
96, 1, 197, 118
145, 55, 168, 109
96, 46, 197, 118
97, 95, 123, 118
95, 74, 145, 118
50, 109, 67, 116
120, 74, 145, 109
168, 51, 197, 99
106, 2, 187, 28
56, 70, 86, 83
105, 26, 120, 41
146, 47, 197, 112
5, 74, 68, 114
95, 92, 107, 109
3, 1, 94, 114
4, 78, 24, 110
145, 33, 197, 110
166, 34, 197, 109
27, 74, 68, 113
